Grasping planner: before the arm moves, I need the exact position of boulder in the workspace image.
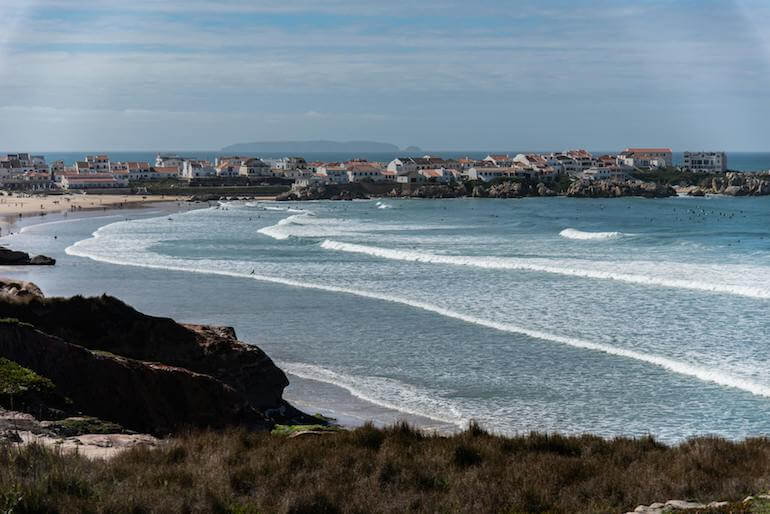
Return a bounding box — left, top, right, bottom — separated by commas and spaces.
29, 255, 56, 266
0, 247, 55, 266
0, 278, 44, 299
0, 248, 33, 265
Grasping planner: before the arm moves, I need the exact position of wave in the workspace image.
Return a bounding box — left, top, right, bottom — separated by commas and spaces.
559, 228, 624, 240
375, 201, 393, 209
257, 213, 453, 241
258, 205, 311, 214
256, 214, 309, 240
278, 361, 466, 428
17, 214, 128, 234
320, 240, 770, 300
66, 229, 770, 400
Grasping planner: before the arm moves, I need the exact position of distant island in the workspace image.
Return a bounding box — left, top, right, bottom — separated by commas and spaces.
221, 140, 421, 154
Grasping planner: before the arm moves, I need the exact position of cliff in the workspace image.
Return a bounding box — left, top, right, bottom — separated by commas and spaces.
0, 279, 316, 435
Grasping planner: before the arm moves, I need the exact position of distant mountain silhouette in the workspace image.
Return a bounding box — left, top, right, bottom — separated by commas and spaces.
221, 140, 409, 153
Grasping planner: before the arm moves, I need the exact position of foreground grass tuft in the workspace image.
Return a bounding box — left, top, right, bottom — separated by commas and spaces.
2, 423, 770, 513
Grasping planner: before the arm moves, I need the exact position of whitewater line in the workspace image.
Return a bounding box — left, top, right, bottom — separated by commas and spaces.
320, 239, 770, 300
18, 214, 128, 234
66, 233, 770, 400
278, 360, 467, 428
559, 228, 624, 240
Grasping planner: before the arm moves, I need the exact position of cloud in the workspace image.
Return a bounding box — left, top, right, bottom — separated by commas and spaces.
1, 0, 769, 150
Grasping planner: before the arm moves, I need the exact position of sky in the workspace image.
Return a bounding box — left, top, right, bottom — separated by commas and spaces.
1, 0, 769, 152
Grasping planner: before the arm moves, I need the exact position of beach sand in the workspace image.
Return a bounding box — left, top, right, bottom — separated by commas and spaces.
0, 193, 190, 218
0, 193, 191, 233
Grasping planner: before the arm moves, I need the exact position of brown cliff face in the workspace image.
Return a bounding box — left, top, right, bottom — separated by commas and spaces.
0, 279, 316, 434
0, 294, 289, 411
0, 321, 269, 435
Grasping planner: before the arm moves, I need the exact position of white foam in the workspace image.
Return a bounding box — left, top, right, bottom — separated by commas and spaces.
18, 214, 126, 234
320, 240, 770, 300
559, 228, 623, 240
66, 229, 770, 401
279, 361, 466, 428
257, 213, 448, 241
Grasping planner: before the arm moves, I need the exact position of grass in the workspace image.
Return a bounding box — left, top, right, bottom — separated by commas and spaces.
0, 357, 55, 398
0, 357, 72, 419
271, 424, 341, 436
2, 422, 770, 513
46, 417, 125, 437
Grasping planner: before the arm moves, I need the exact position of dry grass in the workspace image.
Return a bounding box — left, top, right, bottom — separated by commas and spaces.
2, 421, 770, 513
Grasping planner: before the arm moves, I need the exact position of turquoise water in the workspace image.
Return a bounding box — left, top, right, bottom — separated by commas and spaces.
7, 196, 770, 442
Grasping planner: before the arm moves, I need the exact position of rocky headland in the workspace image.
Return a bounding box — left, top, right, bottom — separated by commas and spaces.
0, 278, 319, 455
277, 177, 680, 202
674, 172, 770, 197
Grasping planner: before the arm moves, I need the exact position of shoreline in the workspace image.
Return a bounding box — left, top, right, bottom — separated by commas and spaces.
0, 193, 191, 234
0, 200, 442, 433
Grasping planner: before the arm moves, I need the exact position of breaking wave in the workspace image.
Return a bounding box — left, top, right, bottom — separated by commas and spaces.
279, 361, 466, 428
319, 240, 770, 300
560, 228, 624, 240
66, 225, 770, 401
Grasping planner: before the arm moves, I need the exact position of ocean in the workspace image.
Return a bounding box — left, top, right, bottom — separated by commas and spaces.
5, 195, 770, 442
12, 151, 770, 172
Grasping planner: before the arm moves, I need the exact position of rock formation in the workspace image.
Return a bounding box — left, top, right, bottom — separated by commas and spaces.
276, 186, 368, 201
566, 180, 676, 198
0, 247, 55, 266
0, 279, 317, 436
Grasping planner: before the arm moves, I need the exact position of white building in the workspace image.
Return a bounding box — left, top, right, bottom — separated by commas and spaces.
683, 152, 727, 173
274, 157, 307, 171
466, 167, 507, 182
156, 154, 185, 170
239, 158, 272, 177
581, 166, 630, 181
60, 174, 128, 190
396, 170, 426, 184
85, 155, 111, 173
619, 148, 672, 168
482, 154, 514, 167
316, 165, 350, 184
419, 168, 459, 183
181, 160, 216, 178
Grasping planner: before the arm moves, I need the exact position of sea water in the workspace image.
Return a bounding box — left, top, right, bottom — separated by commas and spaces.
7, 196, 770, 442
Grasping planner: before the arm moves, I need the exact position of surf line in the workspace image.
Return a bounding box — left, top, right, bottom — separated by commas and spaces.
65, 235, 770, 400
319, 239, 770, 300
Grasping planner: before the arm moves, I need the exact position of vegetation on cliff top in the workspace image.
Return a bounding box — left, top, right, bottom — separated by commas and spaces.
2, 422, 770, 513
0, 357, 55, 398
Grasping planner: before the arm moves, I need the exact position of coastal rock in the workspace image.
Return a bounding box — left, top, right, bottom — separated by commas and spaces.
0, 320, 270, 435
407, 184, 464, 198
277, 185, 368, 201
0, 247, 55, 266
487, 181, 525, 198
29, 255, 56, 265
0, 288, 314, 425
471, 185, 488, 198
0, 278, 44, 299
723, 185, 748, 196
537, 182, 556, 196
567, 179, 676, 198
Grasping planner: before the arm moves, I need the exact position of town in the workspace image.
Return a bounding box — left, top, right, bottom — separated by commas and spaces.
0, 149, 729, 193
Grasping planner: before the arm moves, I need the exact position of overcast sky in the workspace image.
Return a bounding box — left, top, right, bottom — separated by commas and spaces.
1, 0, 769, 151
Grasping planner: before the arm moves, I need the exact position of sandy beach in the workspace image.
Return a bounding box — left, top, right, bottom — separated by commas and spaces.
0, 193, 189, 219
